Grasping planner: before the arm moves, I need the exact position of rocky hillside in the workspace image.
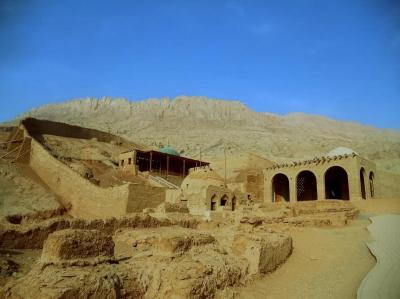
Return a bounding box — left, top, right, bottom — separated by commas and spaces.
12, 96, 400, 174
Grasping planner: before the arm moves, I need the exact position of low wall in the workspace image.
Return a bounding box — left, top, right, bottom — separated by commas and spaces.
127, 184, 166, 212
29, 137, 129, 219
17, 118, 168, 219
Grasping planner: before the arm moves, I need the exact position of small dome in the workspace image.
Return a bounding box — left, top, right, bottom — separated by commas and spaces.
326, 147, 358, 157
159, 146, 180, 156
181, 169, 224, 191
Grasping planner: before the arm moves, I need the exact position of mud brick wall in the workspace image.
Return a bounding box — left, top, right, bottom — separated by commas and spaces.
29, 137, 130, 219
264, 155, 377, 203
127, 184, 166, 212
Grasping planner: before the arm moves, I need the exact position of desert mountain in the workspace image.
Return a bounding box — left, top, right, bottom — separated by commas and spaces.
12, 96, 400, 174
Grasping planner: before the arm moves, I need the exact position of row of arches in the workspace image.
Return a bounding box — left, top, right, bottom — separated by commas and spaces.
272, 166, 374, 202
360, 168, 374, 199
210, 194, 236, 211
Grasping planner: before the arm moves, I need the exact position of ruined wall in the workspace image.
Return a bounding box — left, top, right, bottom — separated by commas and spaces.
244, 171, 264, 201
165, 189, 183, 203
15, 118, 171, 219
126, 184, 166, 212
264, 155, 375, 203
21, 118, 128, 144
119, 151, 137, 174
29, 136, 130, 219
186, 188, 208, 216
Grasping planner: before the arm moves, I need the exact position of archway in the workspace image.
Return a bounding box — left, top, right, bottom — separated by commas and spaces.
296, 171, 317, 201
369, 172, 375, 198
360, 168, 366, 199
325, 166, 349, 200
220, 194, 228, 207
272, 173, 290, 202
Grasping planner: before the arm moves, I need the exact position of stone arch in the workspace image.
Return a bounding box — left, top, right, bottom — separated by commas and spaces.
272, 173, 290, 202
369, 171, 375, 198
296, 170, 317, 201
324, 166, 349, 200
220, 194, 228, 207
210, 194, 217, 211
360, 168, 366, 199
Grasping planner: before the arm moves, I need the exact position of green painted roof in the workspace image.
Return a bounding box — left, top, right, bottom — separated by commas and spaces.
159, 146, 180, 156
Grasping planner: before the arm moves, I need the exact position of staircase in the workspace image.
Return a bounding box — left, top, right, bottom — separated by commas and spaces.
0, 138, 31, 164
138, 172, 179, 189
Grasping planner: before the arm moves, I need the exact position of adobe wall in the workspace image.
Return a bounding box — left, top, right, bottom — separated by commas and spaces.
8, 119, 169, 219
186, 188, 208, 215
126, 184, 166, 212
165, 189, 183, 203
264, 155, 377, 203
244, 171, 264, 202
29, 137, 130, 219
21, 118, 127, 144
119, 151, 137, 174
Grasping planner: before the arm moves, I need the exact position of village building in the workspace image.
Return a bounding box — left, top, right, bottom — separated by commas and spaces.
165, 167, 238, 215
264, 147, 377, 203
119, 147, 209, 187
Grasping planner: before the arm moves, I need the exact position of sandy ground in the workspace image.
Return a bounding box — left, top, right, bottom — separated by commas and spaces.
358, 214, 400, 299
237, 198, 400, 299
0, 249, 41, 285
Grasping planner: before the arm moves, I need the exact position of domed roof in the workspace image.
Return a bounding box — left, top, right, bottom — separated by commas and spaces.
159, 146, 180, 156
326, 147, 358, 157
181, 169, 224, 190
186, 169, 223, 181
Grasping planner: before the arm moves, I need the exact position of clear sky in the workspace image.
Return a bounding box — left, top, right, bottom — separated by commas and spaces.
0, 0, 399, 128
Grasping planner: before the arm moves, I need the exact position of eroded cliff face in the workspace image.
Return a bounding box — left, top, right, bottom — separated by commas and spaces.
15, 96, 400, 174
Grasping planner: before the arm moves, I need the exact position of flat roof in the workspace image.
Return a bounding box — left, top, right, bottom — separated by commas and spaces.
120, 149, 209, 164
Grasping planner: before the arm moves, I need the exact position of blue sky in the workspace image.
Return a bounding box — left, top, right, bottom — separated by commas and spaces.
0, 0, 399, 128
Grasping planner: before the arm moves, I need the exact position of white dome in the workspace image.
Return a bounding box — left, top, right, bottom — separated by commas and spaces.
326, 147, 358, 157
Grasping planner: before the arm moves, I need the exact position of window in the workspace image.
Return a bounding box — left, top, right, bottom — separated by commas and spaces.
121, 160, 124, 166
128, 158, 132, 165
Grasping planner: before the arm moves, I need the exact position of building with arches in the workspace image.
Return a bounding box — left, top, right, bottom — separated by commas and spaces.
165, 168, 238, 215
264, 147, 377, 203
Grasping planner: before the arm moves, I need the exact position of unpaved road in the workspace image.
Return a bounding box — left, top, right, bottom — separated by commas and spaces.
237, 217, 375, 299
237, 199, 400, 299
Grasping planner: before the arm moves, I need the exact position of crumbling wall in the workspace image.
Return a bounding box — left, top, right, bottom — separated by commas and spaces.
41, 229, 114, 264
126, 184, 166, 213
29, 137, 129, 219
21, 117, 128, 144
0, 214, 199, 249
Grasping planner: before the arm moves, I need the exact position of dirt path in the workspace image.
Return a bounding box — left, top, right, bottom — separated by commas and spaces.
236, 217, 375, 299
357, 214, 400, 299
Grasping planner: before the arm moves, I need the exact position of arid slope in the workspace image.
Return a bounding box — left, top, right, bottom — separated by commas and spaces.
14, 96, 400, 173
